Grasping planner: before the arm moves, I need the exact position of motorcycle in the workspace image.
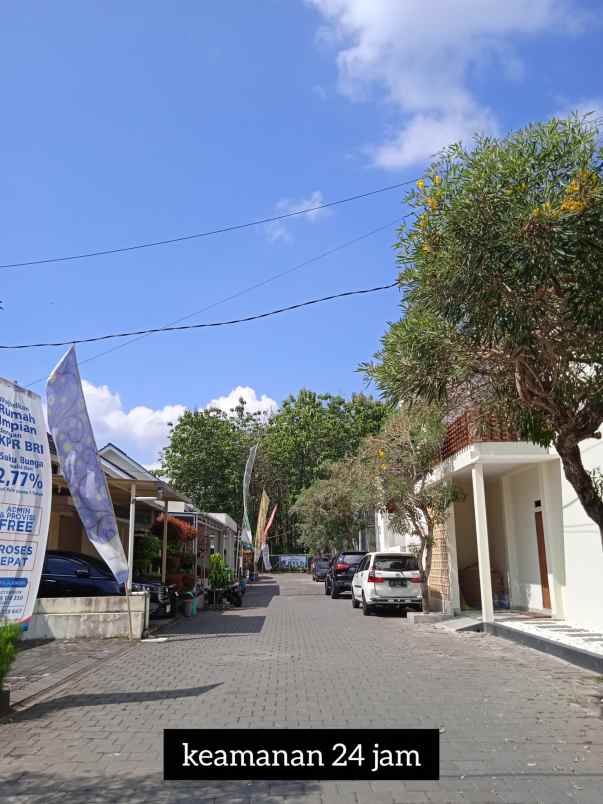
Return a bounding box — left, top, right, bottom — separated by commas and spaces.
224, 583, 243, 607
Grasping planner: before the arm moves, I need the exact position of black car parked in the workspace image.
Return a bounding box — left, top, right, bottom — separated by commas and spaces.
324, 551, 366, 598
312, 558, 330, 581
131, 575, 177, 618
39, 551, 122, 598
39, 551, 175, 618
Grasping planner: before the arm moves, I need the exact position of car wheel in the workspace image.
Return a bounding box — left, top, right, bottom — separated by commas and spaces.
330, 584, 339, 599
324, 580, 330, 595
362, 593, 373, 616
351, 589, 360, 609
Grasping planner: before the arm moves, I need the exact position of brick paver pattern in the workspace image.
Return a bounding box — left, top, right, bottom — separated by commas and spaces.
1, 574, 602, 803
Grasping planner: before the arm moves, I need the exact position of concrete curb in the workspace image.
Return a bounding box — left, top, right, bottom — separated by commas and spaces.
482, 621, 603, 674
405, 612, 455, 624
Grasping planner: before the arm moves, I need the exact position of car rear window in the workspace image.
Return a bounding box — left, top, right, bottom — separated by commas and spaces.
373, 555, 419, 572
315, 560, 329, 567
341, 553, 365, 565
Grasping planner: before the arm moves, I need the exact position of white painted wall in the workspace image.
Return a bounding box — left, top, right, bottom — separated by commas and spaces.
506, 466, 544, 610
453, 480, 477, 572
374, 510, 420, 552
485, 479, 507, 578
560, 434, 603, 631
23, 593, 149, 640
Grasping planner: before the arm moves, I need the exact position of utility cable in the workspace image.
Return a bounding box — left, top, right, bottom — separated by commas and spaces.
0, 179, 415, 270
3, 283, 399, 350
24, 215, 407, 386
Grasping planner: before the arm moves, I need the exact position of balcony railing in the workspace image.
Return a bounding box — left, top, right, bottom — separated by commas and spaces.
441, 408, 519, 460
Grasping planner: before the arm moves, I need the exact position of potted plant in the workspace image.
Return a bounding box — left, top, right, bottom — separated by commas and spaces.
207, 554, 232, 607
0, 622, 21, 715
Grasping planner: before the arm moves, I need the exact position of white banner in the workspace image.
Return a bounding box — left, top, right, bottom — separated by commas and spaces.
240, 443, 258, 550
47, 347, 128, 584
261, 542, 272, 572
0, 379, 52, 623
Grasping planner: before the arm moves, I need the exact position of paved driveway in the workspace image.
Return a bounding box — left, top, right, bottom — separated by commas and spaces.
1, 574, 602, 803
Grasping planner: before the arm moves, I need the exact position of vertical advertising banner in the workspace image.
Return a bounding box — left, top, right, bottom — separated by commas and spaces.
0, 378, 52, 623
240, 443, 258, 550
254, 490, 269, 563
46, 346, 128, 584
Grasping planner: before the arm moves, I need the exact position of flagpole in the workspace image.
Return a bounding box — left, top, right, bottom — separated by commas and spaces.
125, 482, 137, 640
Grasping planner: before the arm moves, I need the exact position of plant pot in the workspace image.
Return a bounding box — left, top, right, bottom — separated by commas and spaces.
0, 689, 10, 716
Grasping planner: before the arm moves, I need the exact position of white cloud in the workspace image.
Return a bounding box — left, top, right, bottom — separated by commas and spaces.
78, 381, 277, 465
265, 190, 331, 242
554, 97, 603, 124
308, 0, 586, 168
207, 386, 278, 418
373, 109, 498, 169
82, 380, 186, 466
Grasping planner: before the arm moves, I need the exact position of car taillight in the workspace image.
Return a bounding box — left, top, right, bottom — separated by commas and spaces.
368, 571, 385, 583
409, 574, 422, 584
335, 563, 350, 572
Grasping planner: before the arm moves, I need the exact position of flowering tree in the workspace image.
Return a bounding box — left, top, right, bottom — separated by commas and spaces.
365, 116, 603, 547
358, 406, 462, 611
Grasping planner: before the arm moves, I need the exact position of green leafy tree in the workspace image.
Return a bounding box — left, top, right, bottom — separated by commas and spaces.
161, 399, 264, 522
256, 390, 387, 549
292, 454, 376, 556
365, 116, 603, 547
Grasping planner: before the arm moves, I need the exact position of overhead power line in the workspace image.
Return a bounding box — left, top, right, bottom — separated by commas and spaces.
0, 179, 415, 270
3, 282, 399, 350
24, 215, 407, 387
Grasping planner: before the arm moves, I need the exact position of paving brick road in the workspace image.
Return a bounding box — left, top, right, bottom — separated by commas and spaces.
1, 573, 602, 803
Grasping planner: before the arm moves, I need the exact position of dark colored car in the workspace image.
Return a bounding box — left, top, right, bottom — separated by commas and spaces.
39, 551, 122, 598
39, 550, 175, 619
312, 558, 330, 581
131, 575, 177, 618
324, 551, 367, 598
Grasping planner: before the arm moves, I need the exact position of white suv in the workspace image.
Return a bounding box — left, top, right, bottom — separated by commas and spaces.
351, 552, 423, 615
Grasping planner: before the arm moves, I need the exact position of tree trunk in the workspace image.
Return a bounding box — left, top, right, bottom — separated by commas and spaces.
555, 434, 603, 550
417, 536, 432, 613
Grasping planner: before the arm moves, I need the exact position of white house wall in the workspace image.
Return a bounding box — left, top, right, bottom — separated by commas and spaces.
485, 479, 507, 579
374, 510, 420, 552
505, 466, 544, 610
560, 435, 603, 631
453, 480, 477, 573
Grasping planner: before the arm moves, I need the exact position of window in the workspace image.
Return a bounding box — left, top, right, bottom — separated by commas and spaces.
373, 555, 419, 572
341, 553, 365, 566
45, 557, 77, 575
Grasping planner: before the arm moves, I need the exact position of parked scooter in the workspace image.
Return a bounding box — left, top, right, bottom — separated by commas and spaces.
224, 583, 243, 607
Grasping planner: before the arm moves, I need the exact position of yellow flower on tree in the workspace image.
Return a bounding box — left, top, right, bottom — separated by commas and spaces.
416, 179, 425, 190
434, 175, 442, 186
426, 196, 439, 211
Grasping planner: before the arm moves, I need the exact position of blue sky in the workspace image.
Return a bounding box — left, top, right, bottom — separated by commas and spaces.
1, 1, 601, 464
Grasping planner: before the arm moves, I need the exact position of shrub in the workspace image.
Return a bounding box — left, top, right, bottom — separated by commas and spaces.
0, 622, 22, 690
208, 554, 232, 589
